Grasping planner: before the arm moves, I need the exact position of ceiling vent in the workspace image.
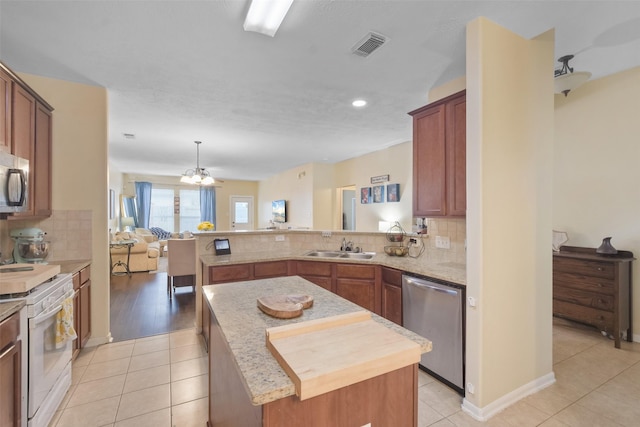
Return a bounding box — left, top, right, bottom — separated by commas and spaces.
351, 32, 387, 57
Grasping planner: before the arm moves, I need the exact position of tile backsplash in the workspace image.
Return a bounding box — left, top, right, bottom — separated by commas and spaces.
1, 210, 93, 263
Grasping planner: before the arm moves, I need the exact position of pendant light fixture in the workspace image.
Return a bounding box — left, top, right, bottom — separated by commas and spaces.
554, 55, 591, 97
181, 141, 215, 185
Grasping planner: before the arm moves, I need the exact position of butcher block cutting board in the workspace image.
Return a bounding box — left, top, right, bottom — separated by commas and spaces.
266, 311, 421, 400
0, 263, 61, 294
257, 294, 314, 319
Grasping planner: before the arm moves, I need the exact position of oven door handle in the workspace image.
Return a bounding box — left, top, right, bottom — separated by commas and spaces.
32, 289, 75, 326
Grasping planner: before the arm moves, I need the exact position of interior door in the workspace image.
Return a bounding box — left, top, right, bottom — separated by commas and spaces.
230, 196, 254, 231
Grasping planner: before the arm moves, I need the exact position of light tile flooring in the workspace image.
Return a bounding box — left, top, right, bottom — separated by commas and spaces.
50, 319, 640, 426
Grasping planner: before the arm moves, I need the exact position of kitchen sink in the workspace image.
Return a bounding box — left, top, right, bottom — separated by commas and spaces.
304, 250, 375, 260
304, 250, 343, 257
338, 252, 375, 260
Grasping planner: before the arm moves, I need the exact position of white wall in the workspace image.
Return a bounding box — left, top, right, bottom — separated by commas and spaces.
465, 18, 554, 416
553, 66, 640, 340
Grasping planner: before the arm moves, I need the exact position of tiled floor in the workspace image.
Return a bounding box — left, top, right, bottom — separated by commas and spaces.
50, 319, 640, 426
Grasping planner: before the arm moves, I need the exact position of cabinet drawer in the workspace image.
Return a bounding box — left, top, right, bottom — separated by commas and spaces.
553, 287, 614, 311
553, 257, 614, 279
296, 261, 332, 277
254, 261, 289, 279
553, 299, 613, 331
208, 265, 251, 284
80, 265, 91, 284
553, 271, 614, 295
336, 264, 376, 280
0, 311, 19, 352
72, 272, 81, 291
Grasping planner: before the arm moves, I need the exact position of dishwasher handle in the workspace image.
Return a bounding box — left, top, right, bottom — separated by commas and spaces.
404, 276, 459, 296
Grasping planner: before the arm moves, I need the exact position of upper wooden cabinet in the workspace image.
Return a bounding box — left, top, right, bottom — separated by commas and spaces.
1, 61, 54, 219
0, 67, 11, 152
409, 90, 466, 217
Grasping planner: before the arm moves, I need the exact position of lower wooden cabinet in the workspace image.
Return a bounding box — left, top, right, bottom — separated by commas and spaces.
0, 311, 21, 427
73, 265, 92, 358
295, 261, 334, 292
335, 264, 380, 315
381, 267, 403, 325
207, 261, 292, 285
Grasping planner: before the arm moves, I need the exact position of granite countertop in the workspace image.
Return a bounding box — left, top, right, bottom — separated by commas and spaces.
48, 259, 91, 275
201, 250, 466, 285
0, 300, 25, 323
203, 276, 432, 406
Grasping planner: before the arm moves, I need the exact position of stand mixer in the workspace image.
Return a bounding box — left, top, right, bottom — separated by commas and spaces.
10, 228, 50, 264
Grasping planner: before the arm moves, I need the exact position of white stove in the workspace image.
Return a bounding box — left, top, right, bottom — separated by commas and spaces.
1, 273, 74, 427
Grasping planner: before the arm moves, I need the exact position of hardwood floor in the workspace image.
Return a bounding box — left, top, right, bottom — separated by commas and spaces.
110, 271, 195, 342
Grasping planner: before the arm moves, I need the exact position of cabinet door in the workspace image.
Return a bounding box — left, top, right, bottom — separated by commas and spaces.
412, 103, 446, 217
336, 278, 376, 312
0, 312, 21, 427
11, 85, 35, 215
446, 94, 466, 216
296, 261, 334, 292
72, 288, 80, 359
381, 267, 402, 325
80, 280, 91, 347
0, 68, 11, 152
33, 102, 52, 216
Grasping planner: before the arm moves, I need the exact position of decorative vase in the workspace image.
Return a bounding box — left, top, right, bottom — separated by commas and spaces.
596, 237, 617, 255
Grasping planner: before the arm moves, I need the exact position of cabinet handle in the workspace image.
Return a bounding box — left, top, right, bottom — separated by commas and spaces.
597, 267, 604, 271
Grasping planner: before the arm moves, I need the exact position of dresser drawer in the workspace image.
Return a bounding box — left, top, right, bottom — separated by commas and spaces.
553, 287, 614, 311
553, 257, 614, 279
553, 300, 613, 331
553, 271, 615, 295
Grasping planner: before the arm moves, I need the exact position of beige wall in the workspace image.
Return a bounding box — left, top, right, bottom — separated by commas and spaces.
465, 18, 554, 416
553, 66, 640, 340
119, 173, 258, 232
18, 72, 111, 345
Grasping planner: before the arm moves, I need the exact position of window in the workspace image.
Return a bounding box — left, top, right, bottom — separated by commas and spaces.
149, 187, 206, 232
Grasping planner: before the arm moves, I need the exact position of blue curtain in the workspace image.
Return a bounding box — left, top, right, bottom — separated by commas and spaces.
200, 186, 216, 226
135, 181, 152, 229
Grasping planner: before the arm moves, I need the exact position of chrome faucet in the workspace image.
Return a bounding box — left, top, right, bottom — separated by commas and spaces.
340, 238, 354, 251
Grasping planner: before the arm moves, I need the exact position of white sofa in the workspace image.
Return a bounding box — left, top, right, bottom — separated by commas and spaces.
110, 231, 160, 272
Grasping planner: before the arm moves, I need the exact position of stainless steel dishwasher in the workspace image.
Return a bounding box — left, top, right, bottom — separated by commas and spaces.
402, 274, 464, 394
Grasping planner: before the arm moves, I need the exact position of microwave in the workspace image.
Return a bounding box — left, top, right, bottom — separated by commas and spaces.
0, 151, 29, 213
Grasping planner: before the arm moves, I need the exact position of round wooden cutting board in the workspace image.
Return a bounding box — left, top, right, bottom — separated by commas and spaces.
257, 294, 314, 319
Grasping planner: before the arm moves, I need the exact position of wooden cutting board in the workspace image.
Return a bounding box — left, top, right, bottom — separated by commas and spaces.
257, 294, 314, 319
266, 311, 421, 400
0, 263, 61, 294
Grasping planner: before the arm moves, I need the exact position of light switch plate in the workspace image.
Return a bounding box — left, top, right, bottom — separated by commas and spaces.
275, 235, 285, 242
435, 236, 450, 249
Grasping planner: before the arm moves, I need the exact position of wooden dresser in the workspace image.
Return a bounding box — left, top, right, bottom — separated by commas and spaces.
553, 245, 634, 348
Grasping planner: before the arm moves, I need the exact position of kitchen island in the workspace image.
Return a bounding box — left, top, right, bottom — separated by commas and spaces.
203, 275, 432, 427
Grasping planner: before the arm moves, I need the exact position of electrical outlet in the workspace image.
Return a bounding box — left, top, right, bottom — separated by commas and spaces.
435, 236, 450, 249
409, 238, 417, 244
275, 235, 285, 242
321, 231, 332, 238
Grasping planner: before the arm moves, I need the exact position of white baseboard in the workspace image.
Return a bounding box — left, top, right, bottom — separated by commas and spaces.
461, 371, 556, 421
86, 333, 112, 348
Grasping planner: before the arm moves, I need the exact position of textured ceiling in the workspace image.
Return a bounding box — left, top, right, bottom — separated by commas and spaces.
2, 1, 640, 181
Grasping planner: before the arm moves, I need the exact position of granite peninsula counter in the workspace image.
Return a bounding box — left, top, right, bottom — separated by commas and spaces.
203, 275, 432, 426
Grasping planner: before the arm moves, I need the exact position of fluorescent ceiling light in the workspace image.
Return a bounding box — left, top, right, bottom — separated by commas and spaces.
243, 0, 294, 37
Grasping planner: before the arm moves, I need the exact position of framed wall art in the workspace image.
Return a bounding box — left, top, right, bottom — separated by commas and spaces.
387, 183, 400, 202
373, 185, 385, 203
360, 187, 371, 204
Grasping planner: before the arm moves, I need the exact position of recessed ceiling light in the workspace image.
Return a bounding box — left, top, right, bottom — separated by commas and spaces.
352, 99, 367, 108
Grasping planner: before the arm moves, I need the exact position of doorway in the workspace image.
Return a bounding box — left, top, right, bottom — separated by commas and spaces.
340, 186, 356, 230
230, 195, 254, 231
